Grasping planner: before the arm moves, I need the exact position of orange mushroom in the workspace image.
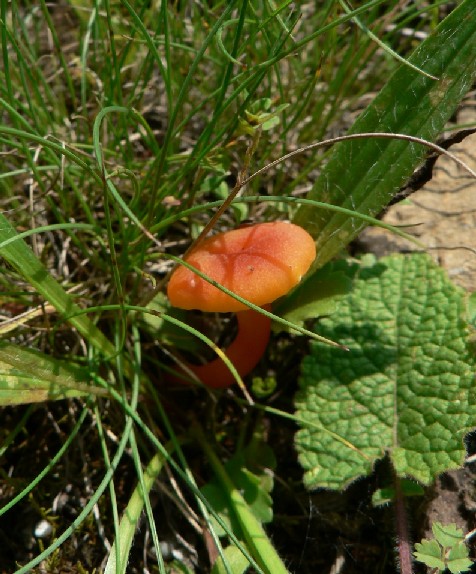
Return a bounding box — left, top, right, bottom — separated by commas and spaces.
167, 221, 316, 388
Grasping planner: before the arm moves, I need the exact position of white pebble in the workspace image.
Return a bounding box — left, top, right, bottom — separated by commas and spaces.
34, 519, 53, 539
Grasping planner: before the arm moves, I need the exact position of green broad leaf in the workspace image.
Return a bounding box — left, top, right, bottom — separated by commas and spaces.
201, 480, 233, 538
293, 0, 476, 269
414, 539, 445, 570
201, 443, 275, 538
432, 522, 465, 549
447, 542, 472, 574
197, 427, 288, 574
295, 254, 476, 490
372, 479, 424, 506
211, 545, 250, 574
0, 343, 107, 405
273, 261, 356, 329
415, 523, 472, 574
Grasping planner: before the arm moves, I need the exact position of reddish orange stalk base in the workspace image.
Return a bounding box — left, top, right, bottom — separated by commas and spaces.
171, 307, 271, 389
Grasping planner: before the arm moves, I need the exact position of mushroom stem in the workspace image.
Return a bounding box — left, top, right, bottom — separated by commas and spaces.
173, 307, 271, 389
166, 223, 316, 389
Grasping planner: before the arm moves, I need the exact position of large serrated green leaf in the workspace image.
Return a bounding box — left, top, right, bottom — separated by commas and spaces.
295, 254, 476, 490
294, 1, 476, 269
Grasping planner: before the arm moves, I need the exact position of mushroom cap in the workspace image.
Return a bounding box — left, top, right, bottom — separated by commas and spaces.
167, 222, 316, 312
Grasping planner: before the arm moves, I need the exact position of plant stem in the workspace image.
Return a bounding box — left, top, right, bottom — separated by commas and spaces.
394, 471, 414, 574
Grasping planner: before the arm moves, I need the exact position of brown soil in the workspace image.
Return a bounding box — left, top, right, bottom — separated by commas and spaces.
358, 106, 476, 292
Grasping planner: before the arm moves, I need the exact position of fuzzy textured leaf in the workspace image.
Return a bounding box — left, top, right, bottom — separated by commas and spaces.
295, 254, 476, 489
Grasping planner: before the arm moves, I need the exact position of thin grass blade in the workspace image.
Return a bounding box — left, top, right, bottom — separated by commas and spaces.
0, 212, 116, 357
